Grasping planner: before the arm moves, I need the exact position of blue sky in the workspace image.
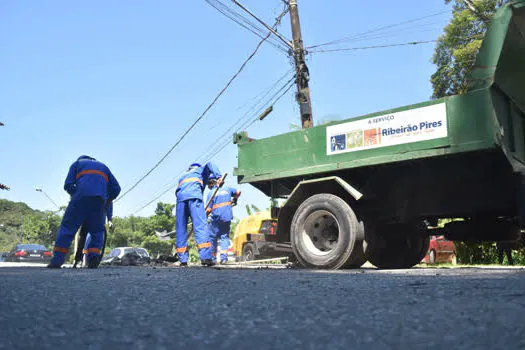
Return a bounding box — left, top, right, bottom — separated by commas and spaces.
1, 0, 452, 219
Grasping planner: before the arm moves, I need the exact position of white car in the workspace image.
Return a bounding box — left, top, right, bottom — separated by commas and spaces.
101, 247, 151, 265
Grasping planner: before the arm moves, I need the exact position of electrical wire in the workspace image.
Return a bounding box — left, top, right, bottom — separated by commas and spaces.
197, 69, 294, 162
117, 30, 275, 203
202, 75, 296, 164
307, 9, 449, 49
206, 0, 290, 53
132, 73, 296, 215
311, 24, 440, 48
128, 9, 290, 211
310, 40, 438, 53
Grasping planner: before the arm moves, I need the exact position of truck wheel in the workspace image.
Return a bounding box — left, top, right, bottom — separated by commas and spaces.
342, 221, 367, 268
364, 223, 429, 269
290, 193, 363, 269
242, 243, 255, 262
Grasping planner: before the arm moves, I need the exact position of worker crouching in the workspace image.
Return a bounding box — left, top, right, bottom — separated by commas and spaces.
175, 162, 222, 266
206, 179, 241, 264
48, 155, 121, 269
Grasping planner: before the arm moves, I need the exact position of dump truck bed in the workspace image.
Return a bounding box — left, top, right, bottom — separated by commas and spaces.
234, 1, 525, 206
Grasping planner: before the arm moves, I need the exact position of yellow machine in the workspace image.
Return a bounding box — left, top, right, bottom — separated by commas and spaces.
232, 211, 294, 261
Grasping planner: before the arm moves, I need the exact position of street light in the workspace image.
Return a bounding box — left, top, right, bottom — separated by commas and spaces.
35, 187, 60, 210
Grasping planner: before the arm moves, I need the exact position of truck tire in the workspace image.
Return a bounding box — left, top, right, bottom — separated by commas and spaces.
290, 193, 363, 269
364, 223, 429, 269
242, 243, 256, 262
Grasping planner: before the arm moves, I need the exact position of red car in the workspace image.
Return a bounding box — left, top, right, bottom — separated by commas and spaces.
421, 235, 456, 265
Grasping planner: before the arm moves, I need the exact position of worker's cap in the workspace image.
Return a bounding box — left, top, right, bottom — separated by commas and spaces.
78, 155, 96, 161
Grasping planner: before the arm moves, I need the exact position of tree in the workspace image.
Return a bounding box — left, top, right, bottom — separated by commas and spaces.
431, 0, 508, 98
245, 204, 261, 216
154, 202, 175, 218
141, 235, 173, 258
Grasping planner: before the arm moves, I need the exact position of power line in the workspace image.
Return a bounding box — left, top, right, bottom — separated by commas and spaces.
132, 73, 296, 215
117, 38, 269, 202
198, 70, 294, 162
314, 25, 441, 47
201, 74, 296, 162
309, 40, 438, 53
117, 7, 291, 203
118, 5, 291, 203
307, 9, 449, 49
206, 0, 290, 53
202, 75, 296, 163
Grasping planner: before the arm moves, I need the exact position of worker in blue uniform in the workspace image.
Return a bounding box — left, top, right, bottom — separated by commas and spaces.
206, 179, 241, 264
48, 155, 120, 268
175, 162, 222, 266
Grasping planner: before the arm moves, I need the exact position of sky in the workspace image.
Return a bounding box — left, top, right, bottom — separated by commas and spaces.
0, 0, 453, 219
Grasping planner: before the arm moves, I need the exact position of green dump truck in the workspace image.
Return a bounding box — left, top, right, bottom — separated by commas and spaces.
233, 1, 525, 269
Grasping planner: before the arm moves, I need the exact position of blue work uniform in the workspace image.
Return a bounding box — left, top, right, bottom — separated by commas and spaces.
175, 162, 221, 263
207, 186, 240, 263
82, 202, 113, 258
50, 155, 120, 267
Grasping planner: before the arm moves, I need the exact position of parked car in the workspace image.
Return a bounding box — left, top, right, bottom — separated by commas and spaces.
421, 235, 457, 265
101, 247, 151, 266
4, 244, 52, 263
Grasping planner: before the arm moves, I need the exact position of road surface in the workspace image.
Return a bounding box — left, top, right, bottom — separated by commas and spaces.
1, 264, 524, 350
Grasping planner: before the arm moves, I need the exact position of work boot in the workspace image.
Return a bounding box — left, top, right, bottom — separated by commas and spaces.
220, 260, 228, 265
179, 262, 188, 267
200, 259, 215, 267
87, 258, 100, 269
46, 263, 61, 269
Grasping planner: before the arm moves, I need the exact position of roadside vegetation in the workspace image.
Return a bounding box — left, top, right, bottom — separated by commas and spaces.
0, 199, 238, 263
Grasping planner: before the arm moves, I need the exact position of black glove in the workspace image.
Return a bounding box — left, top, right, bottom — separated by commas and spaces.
232, 197, 238, 206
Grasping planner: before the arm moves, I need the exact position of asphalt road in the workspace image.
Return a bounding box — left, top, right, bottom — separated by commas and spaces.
1, 265, 524, 350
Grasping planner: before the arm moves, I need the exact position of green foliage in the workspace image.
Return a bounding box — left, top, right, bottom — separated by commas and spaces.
431, 0, 508, 98
436, 218, 525, 265
0, 198, 243, 264
141, 235, 173, 258
455, 241, 498, 264
245, 204, 261, 216
0, 199, 61, 251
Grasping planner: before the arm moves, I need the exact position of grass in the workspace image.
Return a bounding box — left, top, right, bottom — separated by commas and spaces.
416, 263, 525, 268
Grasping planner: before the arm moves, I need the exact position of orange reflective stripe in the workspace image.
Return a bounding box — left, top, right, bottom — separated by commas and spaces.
212, 202, 232, 210
53, 247, 68, 254
82, 249, 88, 254
87, 248, 101, 254
176, 247, 188, 253
198, 242, 211, 249
76, 170, 109, 182
178, 177, 203, 187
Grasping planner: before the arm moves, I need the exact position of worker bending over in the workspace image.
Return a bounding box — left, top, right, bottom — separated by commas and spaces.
175, 162, 222, 266
206, 180, 240, 264
48, 155, 120, 268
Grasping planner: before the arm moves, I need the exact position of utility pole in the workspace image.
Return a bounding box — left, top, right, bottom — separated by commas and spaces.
288, 0, 313, 129
231, 0, 314, 129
